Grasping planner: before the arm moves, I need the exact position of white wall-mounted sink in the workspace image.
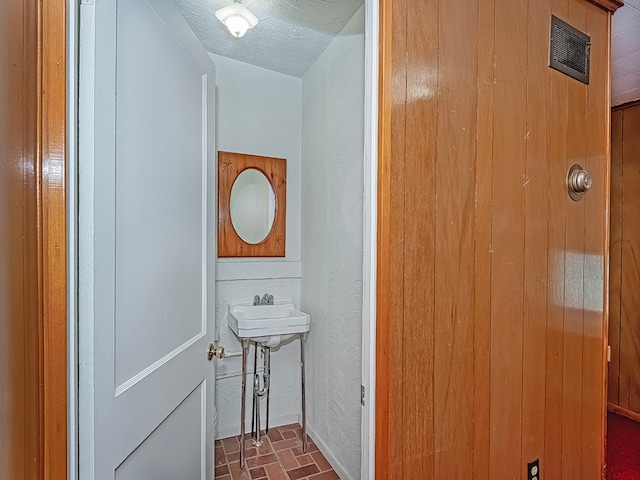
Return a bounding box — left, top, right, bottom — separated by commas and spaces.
228, 302, 310, 347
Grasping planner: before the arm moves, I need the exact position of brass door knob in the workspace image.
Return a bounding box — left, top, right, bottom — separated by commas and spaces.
207, 343, 225, 361
567, 164, 592, 201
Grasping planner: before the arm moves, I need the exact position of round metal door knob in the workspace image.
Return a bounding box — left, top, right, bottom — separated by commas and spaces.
567, 164, 592, 201
207, 343, 225, 361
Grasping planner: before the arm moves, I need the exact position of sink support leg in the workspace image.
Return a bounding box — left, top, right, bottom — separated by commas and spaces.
251, 342, 257, 440
266, 346, 271, 434
239, 338, 249, 469
300, 333, 308, 453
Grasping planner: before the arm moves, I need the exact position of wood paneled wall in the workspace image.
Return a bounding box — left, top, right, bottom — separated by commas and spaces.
609, 101, 640, 418
376, 0, 611, 478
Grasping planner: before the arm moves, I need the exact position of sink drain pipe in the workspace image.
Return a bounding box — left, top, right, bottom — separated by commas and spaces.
251, 344, 271, 447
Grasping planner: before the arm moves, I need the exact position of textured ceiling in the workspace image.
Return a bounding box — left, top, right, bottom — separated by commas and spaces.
175, 0, 364, 77
612, 0, 640, 106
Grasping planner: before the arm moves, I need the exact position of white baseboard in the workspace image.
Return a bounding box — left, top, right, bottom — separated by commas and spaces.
215, 412, 300, 441
306, 423, 355, 480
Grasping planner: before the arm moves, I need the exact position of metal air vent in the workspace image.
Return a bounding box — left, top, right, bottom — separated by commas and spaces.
550, 15, 590, 85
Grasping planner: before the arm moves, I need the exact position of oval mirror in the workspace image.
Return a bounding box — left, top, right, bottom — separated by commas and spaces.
229, 168, 276, 245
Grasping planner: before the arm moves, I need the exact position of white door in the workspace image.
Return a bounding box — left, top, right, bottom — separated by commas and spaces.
78, 0, 216, 478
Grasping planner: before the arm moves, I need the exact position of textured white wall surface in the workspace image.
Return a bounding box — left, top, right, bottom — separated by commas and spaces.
176, 0, 363, 77
212, 55, 304, 439
301, 8, 365, 480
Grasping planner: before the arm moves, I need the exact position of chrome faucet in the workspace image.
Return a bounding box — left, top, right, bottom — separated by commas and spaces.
253, 294, 274, 306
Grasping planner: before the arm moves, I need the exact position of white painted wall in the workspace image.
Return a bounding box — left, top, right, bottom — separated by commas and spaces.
210, 54, 304, 439
301, 8, 365, 480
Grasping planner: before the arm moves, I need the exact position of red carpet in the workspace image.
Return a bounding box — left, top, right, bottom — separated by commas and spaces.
607, 412, 640, 480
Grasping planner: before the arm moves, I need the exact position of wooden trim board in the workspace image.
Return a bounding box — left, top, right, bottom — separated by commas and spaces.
588, 0, 624, 12
613, 99, 640, 112
608, 403, 640, 423
41, 0, 68, 476
0, 0, 67, 477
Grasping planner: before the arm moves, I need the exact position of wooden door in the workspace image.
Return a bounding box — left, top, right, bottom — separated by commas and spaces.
376, 0, 613, 478
0, 0, 67, 478
78, 0, 216, 477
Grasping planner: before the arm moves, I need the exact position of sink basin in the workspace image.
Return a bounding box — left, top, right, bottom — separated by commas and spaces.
228, 302, 310, 347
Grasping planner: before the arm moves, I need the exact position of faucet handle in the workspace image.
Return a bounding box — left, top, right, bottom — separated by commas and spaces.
253, 295, 260, 306
268, 295, 274, 305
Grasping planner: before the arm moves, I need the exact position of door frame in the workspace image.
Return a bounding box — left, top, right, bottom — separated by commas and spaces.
68, 1, 379, 478
67, 0, 79, 478
41, 0, 68, 477
362, 0, 379, 478
1, 0, 67, 476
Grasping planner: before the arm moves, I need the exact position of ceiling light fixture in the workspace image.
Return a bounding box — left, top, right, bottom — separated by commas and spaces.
215, 1, 259, 38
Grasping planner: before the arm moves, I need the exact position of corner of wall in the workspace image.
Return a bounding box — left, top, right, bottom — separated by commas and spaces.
299, 7, 366, 479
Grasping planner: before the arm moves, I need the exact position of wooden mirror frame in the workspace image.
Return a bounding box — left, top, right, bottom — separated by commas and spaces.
218, 151, 286, 257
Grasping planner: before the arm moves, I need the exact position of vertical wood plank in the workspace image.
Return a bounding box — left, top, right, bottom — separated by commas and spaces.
433, 0, 477, 477
522, 0, 552, 472
403, 0, 438, 476
0, 0, 42, 478
608, 109, 623, 406
582, 8, 610, 479
562, 2, 588, 477
545, 0, 569, 474
42, 0, 68, 475
490, 0, 528, 476
474, 0, 495, 476
388, 0, 407, 474
375, 0, 406, 476
24, 2, 44, 478
620, 105, 640, 413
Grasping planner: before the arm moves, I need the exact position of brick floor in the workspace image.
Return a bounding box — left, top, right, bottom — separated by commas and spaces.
215, 424, 339, 480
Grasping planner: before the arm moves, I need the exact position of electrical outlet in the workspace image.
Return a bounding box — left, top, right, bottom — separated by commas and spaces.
527, 459, 540, 480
